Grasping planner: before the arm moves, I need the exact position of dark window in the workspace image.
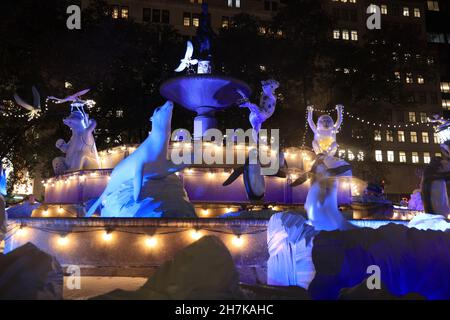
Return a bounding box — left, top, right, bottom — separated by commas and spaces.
264, 1, 271, 11
143, 8, 151, 22
152, 9, 161, 23
162, 10, 170, 24
272, 2, 278, 11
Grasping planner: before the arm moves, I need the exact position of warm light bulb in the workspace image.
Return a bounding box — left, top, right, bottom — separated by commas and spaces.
57, 235, 69, 246
103, 231, 113, 241
43, 210, 49, 217
145, 236, 157, 248
57, 206, 64, 214
207, 172, 214, 179
232, 235, 244, 247
190, 230, 202, 240
16, 227, 27, 237
201, 209, 209, 216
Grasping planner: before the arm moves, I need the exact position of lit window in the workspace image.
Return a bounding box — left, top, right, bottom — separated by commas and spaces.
368, 5, 377, 14
398, 131, 405, 142
121, 7, 129, 19
333, 30, 340, 39
192, 14, 200, 27
434, 133, 440, 144
427, 1, 439, 11
112, 6, 119, 19
403, 7, 409, 16
381, 5, 388, 14
338, 149, 346, 158
420, 112, 427, 123
357, 151, 364, 161
422, 132, 429, 143
417, 75, 424, 84
414, 8, 421, 17
443, 99, 450, 109
348, 150, 355, 161
399, 151, 407, 163
375, 150, 383, 162
408, 112, 416, 122
351, 30, 358, 41
229, 0, 240, 8
406, 73, 413, 84
424, 152, 431, 164
374, 130, 382, 141
183, 12, 191, 26
222, 16, 230, 28
386, 130, 394, 142
410, 131, 418, 143
394, 71, 401, 81
387, 150, 395, 162
412, 152, 419, 163
116, 110, 123, 118
435, 152, 442, 157
342, 30, 350, 40
441, 82, 450, 93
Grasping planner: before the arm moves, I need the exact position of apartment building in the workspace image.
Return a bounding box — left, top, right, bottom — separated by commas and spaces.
324, 0, 443, 196
81, 0, 278, 36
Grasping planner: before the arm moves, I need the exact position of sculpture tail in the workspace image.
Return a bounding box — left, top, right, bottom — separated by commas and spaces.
86, 196, 103, 217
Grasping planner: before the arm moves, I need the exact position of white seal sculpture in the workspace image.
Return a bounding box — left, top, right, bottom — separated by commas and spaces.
86, 101, 190, 217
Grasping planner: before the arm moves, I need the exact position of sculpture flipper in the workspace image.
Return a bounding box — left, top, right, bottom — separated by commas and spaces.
223, 166, 245, 186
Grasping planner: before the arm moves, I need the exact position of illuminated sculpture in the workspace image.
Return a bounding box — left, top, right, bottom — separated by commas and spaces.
49, 90, 100, 175
52, 110, 100, 175
0, 168, 6, 245
13, 86, 42, 121
86, 101, 194, 217
174, 41, 198, 73
237, 79, 279, 143
307, 105, 343, 156
292, 105, 352, 231
419, 116, 450, 217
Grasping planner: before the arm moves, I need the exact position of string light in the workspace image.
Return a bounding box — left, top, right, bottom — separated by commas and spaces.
190, 229, 202, 240
16, 226, 27, 237
145, 236, 158, 248
103, 230, 113, 241
57, 234, 69, 246
232, 235, 244, 247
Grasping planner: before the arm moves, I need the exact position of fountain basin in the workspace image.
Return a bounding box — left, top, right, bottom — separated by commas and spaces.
160, 74, 251, 112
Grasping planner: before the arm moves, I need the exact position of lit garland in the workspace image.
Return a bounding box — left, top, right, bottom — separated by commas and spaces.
311, 107, 433, 129
10, 223, 265, 250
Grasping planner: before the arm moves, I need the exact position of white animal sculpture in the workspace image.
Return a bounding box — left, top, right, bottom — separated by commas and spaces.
13, 86, 41, 120
174, 41, 198, 73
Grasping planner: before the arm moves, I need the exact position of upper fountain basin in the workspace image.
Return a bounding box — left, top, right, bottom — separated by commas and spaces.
160, 74, 252, 113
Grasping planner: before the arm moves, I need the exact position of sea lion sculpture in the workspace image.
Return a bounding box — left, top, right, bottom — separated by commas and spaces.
222, 149, 287, 201
52, 110, 100, 175
86, 101, 186, 216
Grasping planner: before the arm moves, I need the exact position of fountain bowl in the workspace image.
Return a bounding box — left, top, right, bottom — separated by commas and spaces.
160, 74, 252, 112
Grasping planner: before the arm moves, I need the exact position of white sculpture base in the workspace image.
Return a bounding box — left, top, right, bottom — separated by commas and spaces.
100, 175, 196, 218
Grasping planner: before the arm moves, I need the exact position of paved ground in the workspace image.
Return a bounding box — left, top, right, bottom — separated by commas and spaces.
63, 276, 147, 300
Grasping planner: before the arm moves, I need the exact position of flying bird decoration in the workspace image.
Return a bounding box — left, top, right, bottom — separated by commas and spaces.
47, 88, 90, 104
174, 41, 198, 73
13, 86, 42, 121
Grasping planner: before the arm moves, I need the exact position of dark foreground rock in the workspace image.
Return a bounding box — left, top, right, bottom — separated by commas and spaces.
0, 242, 63, 299
338, 279, 425, 300
93, 236, 244, 299
309, 223, 450, 300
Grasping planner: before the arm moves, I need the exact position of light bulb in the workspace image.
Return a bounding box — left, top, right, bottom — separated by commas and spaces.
103, 231, 113, 241
57, 235, 69, 246
190, 230, 202, 240
145, 236, 157, 248
232, 235, 244, 247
